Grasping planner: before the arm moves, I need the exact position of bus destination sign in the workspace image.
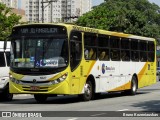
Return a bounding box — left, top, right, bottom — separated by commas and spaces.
12, 25, 67, 35
20, 28, 58, 34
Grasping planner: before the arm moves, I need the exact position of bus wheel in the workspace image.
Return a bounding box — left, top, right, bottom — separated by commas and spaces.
80, 81, 93, 101
3, 85, 13, 101
129, 76, 138, 95
34, 94, 47, 103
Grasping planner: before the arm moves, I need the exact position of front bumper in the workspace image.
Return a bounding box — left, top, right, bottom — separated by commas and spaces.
9, 80, 70, 95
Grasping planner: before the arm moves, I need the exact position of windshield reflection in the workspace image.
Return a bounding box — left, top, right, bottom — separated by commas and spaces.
11, 37, 69, 68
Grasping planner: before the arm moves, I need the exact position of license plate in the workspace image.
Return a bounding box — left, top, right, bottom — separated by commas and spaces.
30, 86, 40, 90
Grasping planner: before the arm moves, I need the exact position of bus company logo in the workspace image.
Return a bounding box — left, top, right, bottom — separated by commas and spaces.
106, 66, 115, 71
102, 63, 105, 74
33, 79, 37, 83
2, 112, 11, 117
102, 64, 116, 74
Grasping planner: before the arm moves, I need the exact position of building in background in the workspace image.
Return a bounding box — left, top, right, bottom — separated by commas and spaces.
80, 0, 92, 15
0, 0, 92, 23
23, 0, 92, 23
0, 0, 18, 8
12, 8, 27, 22
0, 0, 27, 22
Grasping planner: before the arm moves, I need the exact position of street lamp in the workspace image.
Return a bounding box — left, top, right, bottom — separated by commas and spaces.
41, 0, 58, 23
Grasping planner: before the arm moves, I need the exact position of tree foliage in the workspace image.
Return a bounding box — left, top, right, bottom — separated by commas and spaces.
0, 3, 21, 41
76, 0, 160, 38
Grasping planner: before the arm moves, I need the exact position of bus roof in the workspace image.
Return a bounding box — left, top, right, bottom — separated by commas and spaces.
13, 23, 155, 42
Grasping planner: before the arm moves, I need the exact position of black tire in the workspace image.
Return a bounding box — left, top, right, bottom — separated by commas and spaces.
2, 85, 13, 101
122, 76, 138, 96
80, 81, 93, 101
129, 76, 138, 95
34, 94, 48, 103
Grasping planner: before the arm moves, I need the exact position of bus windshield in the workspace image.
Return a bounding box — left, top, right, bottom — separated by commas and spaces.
10, 37, 69, 69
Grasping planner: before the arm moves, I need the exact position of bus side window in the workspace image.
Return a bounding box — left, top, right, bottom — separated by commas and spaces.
131, 39, 139, 62
84, 33, 97, 60
97, 34, 109, 61
110, 36, 120, 61
70, 31, 82, 71
99, 51, 106, 60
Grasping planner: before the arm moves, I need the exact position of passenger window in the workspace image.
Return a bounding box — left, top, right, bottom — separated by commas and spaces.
98, 35, 110, 61
110, 36, 120, 61
110, 36, 120, 49
131, 40, 138, 50
121, 38, 130, 49
98, 49, 109, 61
148, 41, 155, 62
121, 50, 130, 61
110, 49, 120, 61
84, 33, 97, 60
121, 38, 130, 61
139, 41, 147, 62
131, 51, 139, 61
131, 39, 139, 61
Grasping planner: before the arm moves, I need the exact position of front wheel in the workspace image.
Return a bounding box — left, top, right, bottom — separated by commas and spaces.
34, 94, 48, 103
1, 85, 13, 101
79, 81, 93, 101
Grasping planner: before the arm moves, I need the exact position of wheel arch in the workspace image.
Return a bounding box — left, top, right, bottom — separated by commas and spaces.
86, 74, 96, 93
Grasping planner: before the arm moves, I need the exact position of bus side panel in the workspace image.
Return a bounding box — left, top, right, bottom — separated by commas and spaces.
79, 60, 99, 94
137, 62, 148, 88
137, 62, 156, 89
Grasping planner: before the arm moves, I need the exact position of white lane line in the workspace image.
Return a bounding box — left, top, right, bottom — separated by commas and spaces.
90, 113, 106, 117
117, 109, 129, 111
14, 94, 32, 97
67, 118, 78, 120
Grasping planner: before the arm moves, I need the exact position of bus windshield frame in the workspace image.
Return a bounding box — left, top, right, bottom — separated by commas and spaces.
10, 25, 69, 75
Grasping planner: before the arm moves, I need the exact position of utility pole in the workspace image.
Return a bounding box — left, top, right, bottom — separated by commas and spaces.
41, 0, 58, 23
51, 2, 53, 22
42, 0, 44, 23
66, 0, 67, 22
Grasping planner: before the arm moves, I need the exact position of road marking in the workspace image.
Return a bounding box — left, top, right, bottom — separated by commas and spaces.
117, 109, 129, 111
14, 94, 32, 97
90, 113, 106, 117
67, 118, 78, 120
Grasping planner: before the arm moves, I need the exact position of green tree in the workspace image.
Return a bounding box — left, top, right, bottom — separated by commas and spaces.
0, 3, 21, 41
76, 0, 160, 39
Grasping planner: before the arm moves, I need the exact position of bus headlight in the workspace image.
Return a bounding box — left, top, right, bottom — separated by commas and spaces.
9, 74, 20, 84
51, 73, 68, 85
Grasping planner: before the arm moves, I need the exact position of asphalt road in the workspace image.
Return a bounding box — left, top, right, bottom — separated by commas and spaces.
0, 80, 160, 120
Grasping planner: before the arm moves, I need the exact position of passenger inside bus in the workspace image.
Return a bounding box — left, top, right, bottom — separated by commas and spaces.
99, 51, 106, 60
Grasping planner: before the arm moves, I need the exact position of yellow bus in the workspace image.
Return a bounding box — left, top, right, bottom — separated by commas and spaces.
8, 23, 156, 102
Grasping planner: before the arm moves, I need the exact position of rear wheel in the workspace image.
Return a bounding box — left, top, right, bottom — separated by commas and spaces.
129, 76, 138, 95
122, 76, 138, 95
79, 81, 93, 101
34, 94, 48, 103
